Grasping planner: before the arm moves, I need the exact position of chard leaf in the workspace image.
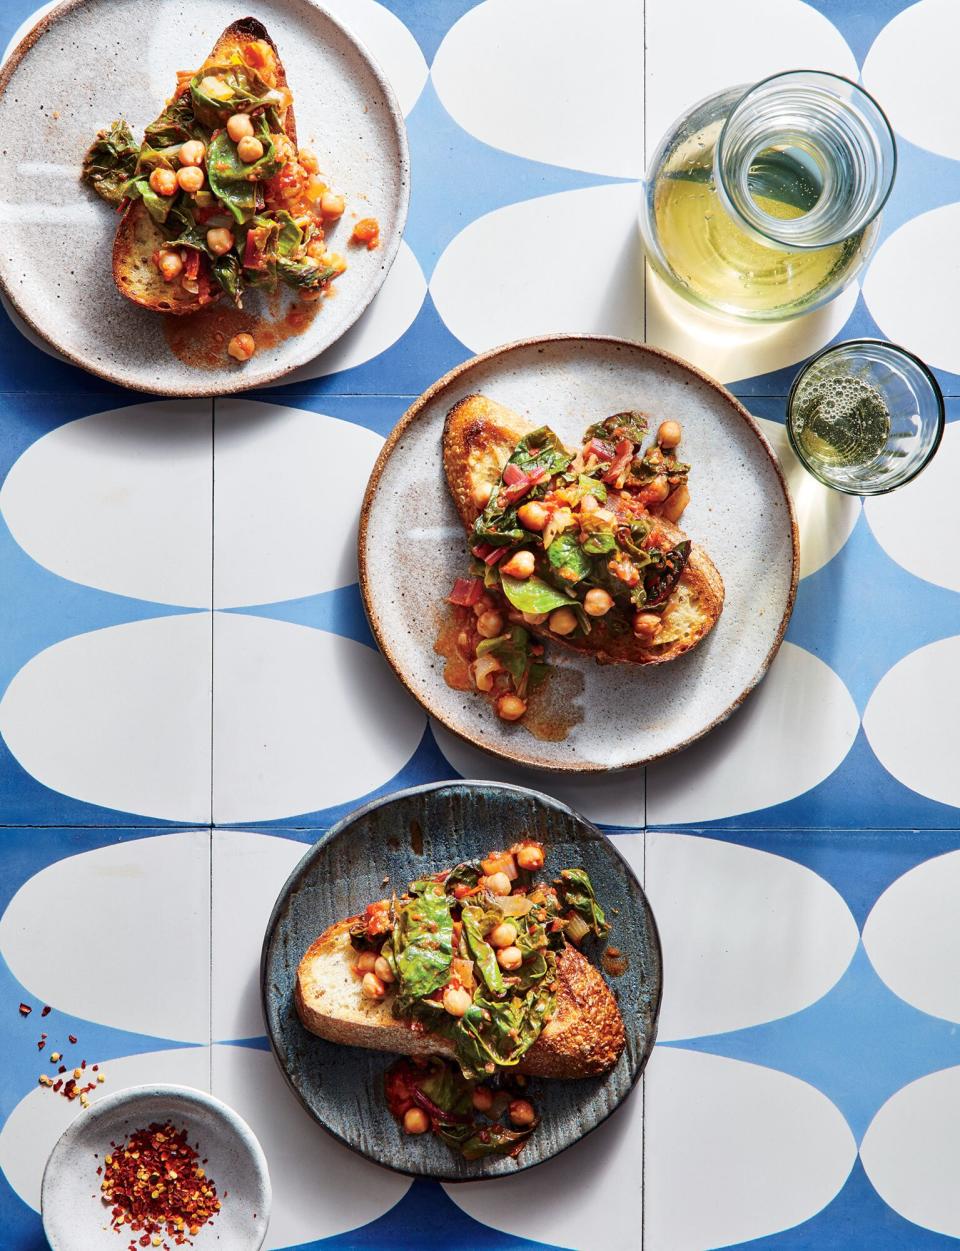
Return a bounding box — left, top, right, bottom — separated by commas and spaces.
557, 867, 609, 938
443, 861, 482, 895
462, 906, 506, 995
393, 881, 453, 1007
584, 410, 649, 444
82, 120, 139, 205
546, 532, 590, 584
207, 119, 279, 224
500, 573, 575, 615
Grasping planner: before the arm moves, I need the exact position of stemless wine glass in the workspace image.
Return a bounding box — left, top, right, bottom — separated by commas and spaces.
787, 339, 945, 495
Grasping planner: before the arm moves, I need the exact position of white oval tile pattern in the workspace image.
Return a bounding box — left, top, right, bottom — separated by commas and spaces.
863, 636, 960, 810
444, 1080, 644, 1251
646, 643, 859, 825
0, 613, 212, 823
0, 402, 212, 608
863, 204, 960, 376
863, 0, 960, 161
645, 1048, 856, 1251
431, 722, 645, 829
433, 0, 643, 179
430, 184, 645, 352
213, 614, 425, 823
648, 834, 858, 1041
756, 418, 861, 579
866, 420, 960, 593
863, 850, 960, 1022
324, 0, 428, 117
0, 831, 210, 1043
213, 401, 384, 608
645, 0, 857, 149
861, 1067, 960, 1239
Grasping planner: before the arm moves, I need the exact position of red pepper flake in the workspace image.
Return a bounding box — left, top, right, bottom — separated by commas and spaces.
18, 1003, 31, 1017
41, 1005, 51, 1017
58, 1065, 67, 1074
93, 1064, 99, 1072
81, 1059, 87, 1069
68, 1034, 78, 1045
37, 1039, 45, 1051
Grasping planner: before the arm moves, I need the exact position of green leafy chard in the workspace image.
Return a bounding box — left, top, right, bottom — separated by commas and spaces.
499, 573, 576, 616
207, 118, 279, 224
557, 868, 609, 939
393, 881, 454, 1009
546, 532, 590, 584
461, 905, 506, 996
82, 120, 139, 205
455, 982, 557, 1077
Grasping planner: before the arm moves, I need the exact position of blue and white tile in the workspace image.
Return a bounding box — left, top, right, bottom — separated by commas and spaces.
324, 0, 428, 118
644, 1047, 856, 1250
647, 833, 859, 1041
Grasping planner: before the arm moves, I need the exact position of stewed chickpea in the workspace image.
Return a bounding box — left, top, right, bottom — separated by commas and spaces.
633, 611, 662, 644
178, 139, 206, 167
657, 420, 682, 449
237, 135, 264, 164
476, 610, 504, 639
644, 476, 671, 504
484, 872, 512, 897
402, 1107, 429, 1135
583, 588, 614, 617
508, 1098, 537, 1127
496, 945, 523, 971
148, 167, 177, 197
320, 191, 346, 220
355, 951, 377, 974
489, 922, 518, 949
548, 607, 578, 636
472, 595, 494, 617
227, 333, 256, 362
517, 501, 549, 531
515, 844, 544, 871
522, 610, 548, 625
496, 693, 527, 722
155, 250, 183, 282
226, 112, 255, 142
471, 1085, 494, 1113
361, 971, 386, 1000
443, 985, 472, 1017
374, 955, 395, 983
206, 227, 235, 256
176, 165, 205, 194
472, 481, 493, 510
501, 550, 535, 579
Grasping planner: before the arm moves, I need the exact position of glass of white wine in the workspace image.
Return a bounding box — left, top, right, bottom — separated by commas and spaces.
787, 340, 944, 495
640, 71, 896, 321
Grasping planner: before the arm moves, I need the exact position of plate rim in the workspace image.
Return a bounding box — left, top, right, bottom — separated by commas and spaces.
40, 1081, 272, 1249
0, 0, 410, 397
259, 777, 664, 1182
358, 333, 801, 773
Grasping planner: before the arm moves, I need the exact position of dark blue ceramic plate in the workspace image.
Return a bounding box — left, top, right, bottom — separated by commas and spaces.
260, 781, 662, 1180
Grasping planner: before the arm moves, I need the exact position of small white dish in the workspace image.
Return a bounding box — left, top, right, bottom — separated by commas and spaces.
42, 1084, 270, 1250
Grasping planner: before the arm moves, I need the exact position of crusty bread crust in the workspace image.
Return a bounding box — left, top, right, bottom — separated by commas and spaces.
442, 393, 724, 665
296, 918, 625, 1079
112, 18, 297, 315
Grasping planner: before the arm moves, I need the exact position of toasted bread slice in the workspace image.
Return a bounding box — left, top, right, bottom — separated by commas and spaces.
296, 919, 625, 1079
113, 18, 297, 315
443, 393, 724, 665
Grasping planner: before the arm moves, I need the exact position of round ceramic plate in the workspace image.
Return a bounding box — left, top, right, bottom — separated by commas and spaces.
360, 335, 799, 771
261, 780, 662, 1180
0, 0, 408, 395
42, 1083, 271, 1248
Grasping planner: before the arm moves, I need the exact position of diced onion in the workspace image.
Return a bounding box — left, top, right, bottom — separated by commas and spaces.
565, 913, 590, 943
494, 894, 534, 918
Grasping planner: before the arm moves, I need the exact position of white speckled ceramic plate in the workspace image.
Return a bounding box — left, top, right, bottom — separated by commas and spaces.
42, 1084, 271, 1248
0, 0, 408, 395
359, 336, 799, 772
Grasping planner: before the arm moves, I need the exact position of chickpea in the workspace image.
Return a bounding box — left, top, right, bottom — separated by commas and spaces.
476, 610, 504, 639
644, 476, 671, 504
548, 607, 578, 636
227, 333, 256, 362
496, 945, 523, 971
361, 972, 386, 1000
501, 550, 535, 580
148, 167, 177, 197
472, 595, 494, 617
178, 139, 206, 167
496, 693, 527, 722
355, 951, 377, 974
658, 420, 683, 449
237, 135, 264, 164
484, 872, 512, 897
515, 844, 544, 871
226, 112, 255, 142
583, 587, 614, 617
508, 1098, 537, 1127
517, 501, 549, 531
155, 250, 183, 282
321, 191, 346, 219
443, 985, 472, 1017
176, 165, 205, 194
489, 922, 518, 949
402, 1107, 429, 1135
472, 1085, 494, 1113
374, 955, 395, 983
633, 612, 662, 644
472, 481, 493, 510
522, 611, 548, 625
206, 226, 235, 256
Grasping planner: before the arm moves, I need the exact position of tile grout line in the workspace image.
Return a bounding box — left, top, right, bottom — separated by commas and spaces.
209, 395, 216, 1092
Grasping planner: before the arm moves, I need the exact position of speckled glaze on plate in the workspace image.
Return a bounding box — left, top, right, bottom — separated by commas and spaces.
260, 780, 662, 1181
41, 1084, 271, 1248
0, 0, 408, 396
360, 335, 799, 772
